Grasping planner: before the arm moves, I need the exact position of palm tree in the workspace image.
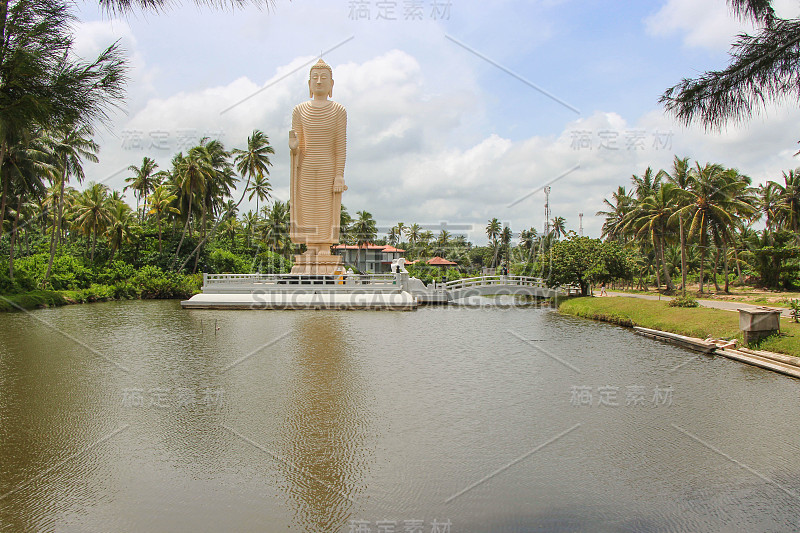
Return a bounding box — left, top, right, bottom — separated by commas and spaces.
351, 210, 377, 270
660, 0, 797, 129
486, 217, 501, 268
674, 163, 756, 293
550, 216, 567, 240
234, 129, 274, 211
44, 125, 99, 280
419, 230, 434, 258
73, 182, 111, 261
624, 184, 677, 291
247, 173, 272, 214
0, 0, 125, 236
759, 182, 781, 232
631, 166, 666, 201
124, 156, 158, 221
263, 200, 291, 258
172, 150, 212, 265
106, 199, 136, 261
406, 223, 421, 254
395, 222, 406, 245
388, 226, 400, 247
596, 186, 633, 243
242, 210, 259, 248
2, 138, 47, 278
500, 225, 513, 265
771, 168, 800, 236
146, 185, 180, 252
339, 205, 353, 244
665, 156, 693, 294
435, 229, 451, 257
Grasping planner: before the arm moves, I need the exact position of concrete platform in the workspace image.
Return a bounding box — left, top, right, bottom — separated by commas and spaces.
181, 290, 417, 310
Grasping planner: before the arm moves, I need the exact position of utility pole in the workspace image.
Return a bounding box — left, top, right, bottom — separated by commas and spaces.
543, 186, 551, 236
579, 213, 584, 236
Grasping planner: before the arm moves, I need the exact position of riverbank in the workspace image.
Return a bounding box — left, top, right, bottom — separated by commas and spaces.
559, 297, 800, 357
0, 276, 202, 312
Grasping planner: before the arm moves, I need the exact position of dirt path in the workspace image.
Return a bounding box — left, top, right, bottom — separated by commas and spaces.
604, 291, 793, 318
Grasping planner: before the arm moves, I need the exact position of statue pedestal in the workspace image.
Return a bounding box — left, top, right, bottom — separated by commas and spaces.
291, 253, 345, 276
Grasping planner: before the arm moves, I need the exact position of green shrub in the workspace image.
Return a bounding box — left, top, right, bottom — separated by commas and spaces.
668, 294, 699, 308
207, 248, 251, 274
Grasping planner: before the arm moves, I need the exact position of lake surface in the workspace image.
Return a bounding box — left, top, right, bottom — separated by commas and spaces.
1, 299, 800, 532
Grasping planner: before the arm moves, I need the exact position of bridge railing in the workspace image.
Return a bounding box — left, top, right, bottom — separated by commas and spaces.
442, 275, 547, 291
203, 273, 397, 287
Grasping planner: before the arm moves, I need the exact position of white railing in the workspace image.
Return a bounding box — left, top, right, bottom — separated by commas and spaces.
203, 273, 397, 286
442, 275, 547, 291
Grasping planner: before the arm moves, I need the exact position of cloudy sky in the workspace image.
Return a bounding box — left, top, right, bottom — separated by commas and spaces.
72, 0, 800, 244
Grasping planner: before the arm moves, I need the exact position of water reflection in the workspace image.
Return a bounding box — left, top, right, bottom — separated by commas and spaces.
279, 313, 372, 531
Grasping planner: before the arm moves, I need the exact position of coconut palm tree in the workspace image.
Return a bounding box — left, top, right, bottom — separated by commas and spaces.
73, 182, 111, 261
419, 230, 434, 258
665, 156, 693, 293
146, 185, 180, 252
172, 150, 212, 265
242, 209, 259, 248
624, 184, 677, 291
247, 173, 272, 214
435, 229, 451, 258
674, 163, 756, 293
124, 157, 158, 221
106, 199, 136, 261
43, 125, 99, 280
406, 223, 421, 254
486, 217, 501, 268
660, 0, 798, 129
596, 186, 633, 243
771, 168, 800, 236
351, 210, 377, 270
234, 129, 274, 208
631, 166, 666, 201
500, 225, 513, 265
0, 0, 125, 236
263, 200, 290, 258
550, 216, 567, 240
388, 226, 400, 247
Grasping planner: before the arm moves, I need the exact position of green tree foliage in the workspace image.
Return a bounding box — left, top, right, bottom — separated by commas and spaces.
545, 236, 633, 296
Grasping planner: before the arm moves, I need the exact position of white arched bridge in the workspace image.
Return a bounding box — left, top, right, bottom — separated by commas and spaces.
413, 275, 578, 303
190, 273, 579, 308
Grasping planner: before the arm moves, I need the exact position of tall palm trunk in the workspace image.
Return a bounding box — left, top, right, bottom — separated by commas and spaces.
0, 142, 7, 237
173, 192, 193, 268
90, 222, 97, 262
679, 216, 687, 295
712, 248, 721, 292
9, 194, 20, 279
652, 244, 661, 289
156, 213, 163, 253
46, 166, 68, 280
723, 242, 730, 293
660, 236, 673, 291
734, 248, 744, 285
698, 233, 705, 294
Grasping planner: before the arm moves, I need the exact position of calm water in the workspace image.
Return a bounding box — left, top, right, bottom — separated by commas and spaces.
1, 300, 800, 532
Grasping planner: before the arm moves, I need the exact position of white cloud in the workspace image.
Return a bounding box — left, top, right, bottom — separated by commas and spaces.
84, 47, 800, 245
72, 18, 156, 112
644, 0, 755, 50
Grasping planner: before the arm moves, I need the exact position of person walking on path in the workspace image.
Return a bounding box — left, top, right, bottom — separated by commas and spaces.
599, 283, 607, 297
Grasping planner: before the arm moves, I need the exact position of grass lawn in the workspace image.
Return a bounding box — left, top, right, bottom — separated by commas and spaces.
608, 286, 800, 308
0, 290, 70, 312
559, 296, 800, 358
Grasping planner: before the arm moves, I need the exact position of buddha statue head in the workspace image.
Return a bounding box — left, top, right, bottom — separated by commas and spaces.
308, 58, 334, 99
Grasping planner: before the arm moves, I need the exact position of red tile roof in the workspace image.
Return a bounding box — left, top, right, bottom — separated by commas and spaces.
427, 256, 457, 266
